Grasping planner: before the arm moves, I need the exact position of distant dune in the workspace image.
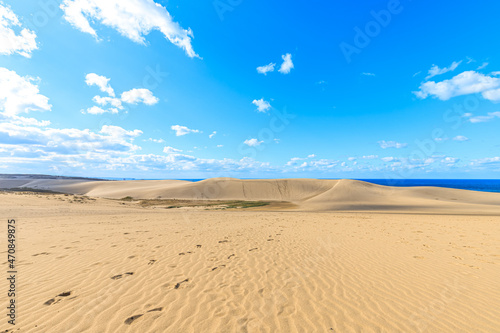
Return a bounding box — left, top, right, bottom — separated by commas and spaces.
2, 176, 500, 214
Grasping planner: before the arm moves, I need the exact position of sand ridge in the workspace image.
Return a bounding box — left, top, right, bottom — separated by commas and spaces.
3, 177, 500, 214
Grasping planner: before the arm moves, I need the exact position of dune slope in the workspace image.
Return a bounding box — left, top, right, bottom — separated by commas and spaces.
3, 177, 500, 214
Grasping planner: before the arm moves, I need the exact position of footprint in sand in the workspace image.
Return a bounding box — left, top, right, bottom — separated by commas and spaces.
211, 265, 226, 271
44, 291, 73, 306
111, 272, 134, 280
148, 260, 156, 265
175, 279, 189, 289
124, 307, 163, 325
32, 252, 50, 257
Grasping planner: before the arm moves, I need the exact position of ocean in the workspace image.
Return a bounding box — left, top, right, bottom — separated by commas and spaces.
357, 179, 500, 193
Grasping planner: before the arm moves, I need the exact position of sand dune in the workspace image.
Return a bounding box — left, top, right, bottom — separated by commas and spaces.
3, 177, 500, 214
0, 191, 499, 332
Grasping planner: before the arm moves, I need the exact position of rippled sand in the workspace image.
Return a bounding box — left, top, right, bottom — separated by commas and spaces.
1, 192, 499, 332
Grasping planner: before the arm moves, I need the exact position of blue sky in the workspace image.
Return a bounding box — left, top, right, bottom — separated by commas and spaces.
1, 0, 500, 179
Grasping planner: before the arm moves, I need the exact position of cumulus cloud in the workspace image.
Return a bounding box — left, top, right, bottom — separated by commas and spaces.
378, 140, 407, 149
146, 138, 164, 143
0, 122, 142, 154
425, 61, 461, 80
163, 146, 182, 154
85, 73, 115, 97
257, 63, 275, 75
0, 113, 50, 127
60, 0, 198, 57
441, 157, 459, 165
466, 112, 500, 123
0, 67, 51, 116
171, 125, 200, 136
209, 131, 216, 139
121, 88, 159, 105
0, 4, 37, 57
93, 95, 123, 109
278, 53, 294, 74
453, 135, 469, 141
84, 74, 159, 114
243, 138, 263, 147
85, 106, 118, 115
252, 98, 271, 113
361, 72, 376, 76
414, 71, 500, 101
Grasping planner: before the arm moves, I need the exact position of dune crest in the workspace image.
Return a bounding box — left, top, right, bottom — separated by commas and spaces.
2, 177, 500, 214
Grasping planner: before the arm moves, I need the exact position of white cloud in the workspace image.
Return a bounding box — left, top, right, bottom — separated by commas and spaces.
209, 131, 217, 139
441, 157, 459, 164
0, 122, 142, 154
84, 74, 159, 114
378, 140, 407, 149
85, 106, 118, 115
0, 4, 37, 58
278, 53, 294, 74
477, 62, 489, 70
93, 95, 123, 109
481, 88, 500, 102
121, 88, 159, 105
414, 71, 500, 101
244, 138, 263, 147
362, 155, 378, 159
171, 125, 200, 136
146, 138, 164, 143
252, 98, 271, 113
361, 72, 376, 76
0, 113, 50, 127
308, 154, 316, 158
467, 112, 500, 123
0, 67, 51, 116
425, 60, 461, 80
472, 156, 500, 167
257, 63, 275, 75
453, 135, 469, 141
163, 146, 182, 154
60, 0, 198, 58
85, 73, 115, 97
217, 144, 223, 148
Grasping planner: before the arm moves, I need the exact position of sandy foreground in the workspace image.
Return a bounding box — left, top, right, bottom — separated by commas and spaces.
1, 187, 500, 333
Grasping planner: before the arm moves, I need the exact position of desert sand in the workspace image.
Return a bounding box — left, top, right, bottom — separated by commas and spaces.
1, 178, 500, 332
